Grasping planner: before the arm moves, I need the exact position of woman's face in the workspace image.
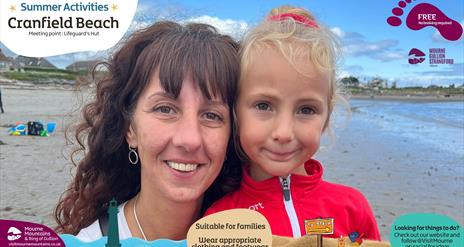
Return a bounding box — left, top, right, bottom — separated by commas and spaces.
126, 70, 231, 203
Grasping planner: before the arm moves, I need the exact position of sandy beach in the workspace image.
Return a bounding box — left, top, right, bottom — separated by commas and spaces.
0, 85, 82, 227
0, 84, 462, 241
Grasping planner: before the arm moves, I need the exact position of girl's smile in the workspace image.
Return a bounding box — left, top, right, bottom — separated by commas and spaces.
236, 47, 330, 181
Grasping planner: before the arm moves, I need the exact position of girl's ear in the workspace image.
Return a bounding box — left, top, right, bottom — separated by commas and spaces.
126, 124, 137, 148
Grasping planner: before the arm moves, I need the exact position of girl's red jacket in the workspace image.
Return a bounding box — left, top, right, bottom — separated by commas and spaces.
205, 159, 381, 240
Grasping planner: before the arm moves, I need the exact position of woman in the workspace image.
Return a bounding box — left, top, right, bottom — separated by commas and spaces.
54, 21, 241, 241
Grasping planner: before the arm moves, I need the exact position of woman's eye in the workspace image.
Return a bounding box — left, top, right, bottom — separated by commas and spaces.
255, 102, 271, 111
154, 105, 174, 114
298, 106, 315, 115
204, 112, 223, 122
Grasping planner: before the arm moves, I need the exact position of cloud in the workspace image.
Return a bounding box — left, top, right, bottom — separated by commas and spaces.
345, 39, 398, 54
127, 2, 192, 33
344, 64, 364, 72
385, 64, 464, 87
421, 63, 464, 77
340, 64, 364, 78
331, 27, 366, 40
333, 27, 404, 62
330, 27, 345, 38
184, 15, 248, 40
371, 51, 405, 61
47, 51, 108, 68
343, 38, 404, 62
343, 31, 365, 40
127, 3, 250, 40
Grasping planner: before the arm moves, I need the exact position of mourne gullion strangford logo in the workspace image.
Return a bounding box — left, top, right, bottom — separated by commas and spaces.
408, 48, 425, 64
407, 48, 454, 65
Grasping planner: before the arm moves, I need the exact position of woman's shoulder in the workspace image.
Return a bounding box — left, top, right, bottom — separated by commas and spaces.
76, 201, 132, 242
76, 220, 102, 242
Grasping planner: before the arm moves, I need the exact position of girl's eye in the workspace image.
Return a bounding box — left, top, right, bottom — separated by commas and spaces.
255, 102, 271, 111
298, 106, 315, 115
204, 112, 223, 122
154, 105, 175, 114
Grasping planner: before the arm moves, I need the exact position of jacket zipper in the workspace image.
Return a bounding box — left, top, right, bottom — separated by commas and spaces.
280, 175, 301, 238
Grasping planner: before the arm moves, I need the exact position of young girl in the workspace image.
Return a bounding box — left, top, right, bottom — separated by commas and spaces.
206, 5, 381, 240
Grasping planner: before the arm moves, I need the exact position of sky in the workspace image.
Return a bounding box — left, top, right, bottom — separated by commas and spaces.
1, 0, 463, 87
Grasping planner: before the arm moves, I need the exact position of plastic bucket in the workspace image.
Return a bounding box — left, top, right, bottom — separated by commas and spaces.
47, 122, 56, 133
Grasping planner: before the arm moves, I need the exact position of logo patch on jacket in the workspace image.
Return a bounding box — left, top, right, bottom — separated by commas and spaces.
304, 218, 334, 235
248, 202, 264, 211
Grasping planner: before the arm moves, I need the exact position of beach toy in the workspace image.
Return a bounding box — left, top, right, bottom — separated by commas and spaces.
348, 232, 359, 242
39, 130, 49, 137
8, 124, 26, 136
348, 232, 364, 246
47, 122, 56, 134
27, 121, 44, 136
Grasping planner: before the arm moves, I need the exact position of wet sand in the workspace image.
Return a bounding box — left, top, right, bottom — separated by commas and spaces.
0, 84, 462, 240
316, 102, 464, 240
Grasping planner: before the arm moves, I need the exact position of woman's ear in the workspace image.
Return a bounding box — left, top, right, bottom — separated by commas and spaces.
126, 124, 138, 148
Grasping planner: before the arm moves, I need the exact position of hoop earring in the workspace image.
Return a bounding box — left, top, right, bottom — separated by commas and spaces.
128, 146, 139, 165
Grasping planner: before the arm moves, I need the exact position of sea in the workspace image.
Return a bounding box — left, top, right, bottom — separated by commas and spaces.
346, 99, 464, 157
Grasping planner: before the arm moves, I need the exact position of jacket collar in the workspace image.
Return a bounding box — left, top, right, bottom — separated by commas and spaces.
241, 159, 324, 197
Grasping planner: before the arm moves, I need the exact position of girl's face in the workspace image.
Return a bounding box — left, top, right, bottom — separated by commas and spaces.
126, 70, 230, 203
236, 48, 330, 181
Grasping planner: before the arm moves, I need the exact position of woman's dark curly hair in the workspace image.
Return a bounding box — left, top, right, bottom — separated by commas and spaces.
54, 21, 242, 234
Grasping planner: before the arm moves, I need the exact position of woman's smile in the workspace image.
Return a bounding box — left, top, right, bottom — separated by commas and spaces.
166, 161, 200, 172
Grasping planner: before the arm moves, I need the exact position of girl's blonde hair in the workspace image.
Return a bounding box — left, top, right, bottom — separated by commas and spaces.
239, 5, 345, 130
